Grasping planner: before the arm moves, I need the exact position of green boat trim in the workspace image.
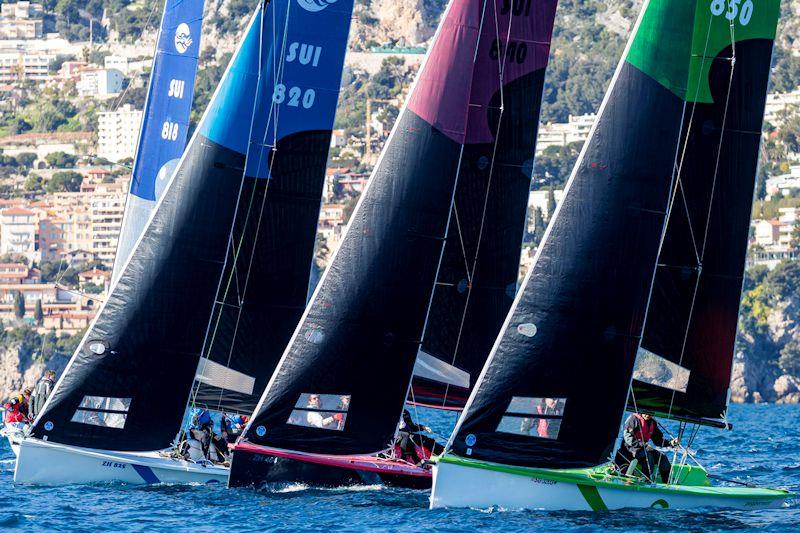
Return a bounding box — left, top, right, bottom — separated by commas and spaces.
435, 454, 795, 501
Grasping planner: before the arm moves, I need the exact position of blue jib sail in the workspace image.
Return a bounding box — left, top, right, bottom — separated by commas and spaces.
112, 0, 205, 282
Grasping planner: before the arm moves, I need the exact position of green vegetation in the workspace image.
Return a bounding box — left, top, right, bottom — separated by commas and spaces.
46, 171, 83, 193
13, 292, 25, 321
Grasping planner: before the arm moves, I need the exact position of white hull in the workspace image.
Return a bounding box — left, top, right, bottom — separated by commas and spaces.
1, 425, 25, 457
431, 460, 793, 511
14, 438, 229, 485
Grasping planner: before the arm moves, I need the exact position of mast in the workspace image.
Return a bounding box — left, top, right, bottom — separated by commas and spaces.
233, 0, 559, 459
411, 0, 557, 411
112, 0, 206, 285
447, 0, 720, 469
628, 0, 780, 428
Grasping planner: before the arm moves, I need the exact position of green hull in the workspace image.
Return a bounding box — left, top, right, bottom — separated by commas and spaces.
432, 454, 795, 510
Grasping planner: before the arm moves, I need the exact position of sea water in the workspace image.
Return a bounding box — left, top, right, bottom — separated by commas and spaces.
0, 404, 797, 531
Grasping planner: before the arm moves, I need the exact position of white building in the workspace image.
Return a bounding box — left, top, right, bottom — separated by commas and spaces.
766, 165, 800, 198
0, 49, 52, 83
97, 104, 143, 162
763, 88, 800, 127
528, 189, 565, 219
0, 207, 38, 262
89, 191, 125, 265
77, 68, 124, 97
536, 114, 596, 154
103, 55, 130, 75
0, 1, 43, 39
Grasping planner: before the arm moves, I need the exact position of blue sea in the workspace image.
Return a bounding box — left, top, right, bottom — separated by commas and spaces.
0, 404, 797, 531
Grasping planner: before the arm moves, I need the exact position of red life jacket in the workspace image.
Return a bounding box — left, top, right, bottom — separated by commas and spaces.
3, 399, 25, 424
633, 413, 654, 443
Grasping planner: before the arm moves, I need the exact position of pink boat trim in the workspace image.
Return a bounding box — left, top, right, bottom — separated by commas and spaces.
232, 442, 433, 478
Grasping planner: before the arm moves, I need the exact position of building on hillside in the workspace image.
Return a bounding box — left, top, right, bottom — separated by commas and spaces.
753, 219, 782, 247
0, 207, 38, 262
78, 268, 110, 292
58, 60, 89, 81
89, 191, 124, 264
97, 104, 143, 162
38, 215, 67, 261
766, 166, 800, 198
763, 88, 800, 126
103, 55, 130, 75
536, 114, 595, 154
61, 249, 95, 264
0, 263, 40, 284
77, 68, 124, 97
0, 1, 43, 39
0, 49, 53, 83
528, 189, 565, 220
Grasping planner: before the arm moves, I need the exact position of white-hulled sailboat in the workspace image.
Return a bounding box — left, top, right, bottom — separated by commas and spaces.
431, 0, 795, 511
13, 0, 355, 485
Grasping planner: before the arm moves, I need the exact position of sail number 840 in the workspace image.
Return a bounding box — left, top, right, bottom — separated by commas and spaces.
710, 0, 754, 26
273, 84, 315, 109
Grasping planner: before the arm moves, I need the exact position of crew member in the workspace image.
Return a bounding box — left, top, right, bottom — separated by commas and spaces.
616, 412, 679, 484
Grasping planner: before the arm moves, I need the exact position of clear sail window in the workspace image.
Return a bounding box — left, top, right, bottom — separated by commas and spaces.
496, 396, 566, 440
286, 393, 350, 432
71, 395, 131, 429
633, 348, 690, 393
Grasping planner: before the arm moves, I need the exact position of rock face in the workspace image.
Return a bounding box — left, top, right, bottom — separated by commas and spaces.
0, 346, 69, 402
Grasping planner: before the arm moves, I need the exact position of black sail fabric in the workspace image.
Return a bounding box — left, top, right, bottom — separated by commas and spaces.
29, 0, 353, 451
27, 12, 266, 452
448, 1, 704, 469
412, 0, 558, 410
630, 38, 779, 426
237, 0, 559, 456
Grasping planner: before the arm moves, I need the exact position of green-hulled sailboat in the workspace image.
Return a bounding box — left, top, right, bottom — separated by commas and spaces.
431, 0, 795, 511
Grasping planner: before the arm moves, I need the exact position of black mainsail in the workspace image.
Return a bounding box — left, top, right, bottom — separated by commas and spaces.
230, 0, 559, 476
628, 1, 780, 428
27, 0, 354, 452
411, 0, 558, 411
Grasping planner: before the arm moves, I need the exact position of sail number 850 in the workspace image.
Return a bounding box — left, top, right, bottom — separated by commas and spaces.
710, 0, 754, 26
273, 84, 315, 109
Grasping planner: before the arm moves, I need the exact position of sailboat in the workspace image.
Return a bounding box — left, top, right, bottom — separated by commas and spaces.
0, 0, 206, 459
227, 0, 559, 489
13, 0, 354, 485
431, 0, 795, 510
112, 0, 205, 285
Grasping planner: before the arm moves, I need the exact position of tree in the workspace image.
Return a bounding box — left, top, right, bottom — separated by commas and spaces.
34, 299, 44, 326
546, 186, 557, 221
14, 292, 25, 320
24, 174, 44, 194
44, 151, 77, 168
15, 152, 37, 169
46, 171, 83, 193
778, 339, 800, 376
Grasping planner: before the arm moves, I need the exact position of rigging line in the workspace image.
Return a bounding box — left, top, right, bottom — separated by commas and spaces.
208, 0, 295, 413
665, 16, 738, 422
676, 178, 702, 266
432, 0, 493, 408
665, 9, 720, 264
187, 4, 274, 417
451, 203, 473, 285
444, 0, 516, 387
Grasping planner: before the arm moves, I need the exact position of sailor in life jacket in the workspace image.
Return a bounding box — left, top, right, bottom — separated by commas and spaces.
616, 412, 680, 484
3, 388, 31, 425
